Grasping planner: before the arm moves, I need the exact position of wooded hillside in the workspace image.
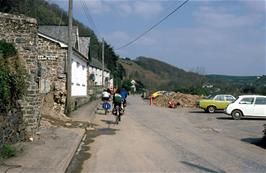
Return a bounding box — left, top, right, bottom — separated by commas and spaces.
0, 0, 123, 85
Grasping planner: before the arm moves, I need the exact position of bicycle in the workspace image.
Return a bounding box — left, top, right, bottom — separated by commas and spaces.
102, 100, 111, 115
112, 104, 123, 124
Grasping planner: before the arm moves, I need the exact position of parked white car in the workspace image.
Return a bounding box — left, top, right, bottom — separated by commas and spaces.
226, 95, 266, 120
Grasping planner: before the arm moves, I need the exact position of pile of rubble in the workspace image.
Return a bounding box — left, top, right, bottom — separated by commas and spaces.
153, 92, 202, 108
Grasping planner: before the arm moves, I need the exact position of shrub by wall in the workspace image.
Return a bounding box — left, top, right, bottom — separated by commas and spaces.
0, 40, 27, 147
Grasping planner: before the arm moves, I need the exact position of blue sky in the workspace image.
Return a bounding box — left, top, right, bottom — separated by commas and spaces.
48, 0, 265, 76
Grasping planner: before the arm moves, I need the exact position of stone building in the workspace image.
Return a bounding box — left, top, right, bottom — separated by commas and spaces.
0, 13, 114, 146
0, 13, 94, 146
38, 26, 90, 113
38, 26, 79, 49
37, 32, 68, 116
0, 12, 41, 144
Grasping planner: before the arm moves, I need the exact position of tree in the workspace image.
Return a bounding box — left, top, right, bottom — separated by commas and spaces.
122, 79, 132, 92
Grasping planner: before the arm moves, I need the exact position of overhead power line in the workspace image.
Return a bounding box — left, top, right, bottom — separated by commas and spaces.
115, 0, 190, 51
81, 0, 101, 38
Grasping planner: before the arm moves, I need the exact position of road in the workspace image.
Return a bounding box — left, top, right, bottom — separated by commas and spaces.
74, 95, 266, 173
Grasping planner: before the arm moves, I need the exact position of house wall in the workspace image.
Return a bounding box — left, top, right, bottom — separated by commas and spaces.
69, 50, 91, 111
71, 52, 87, 96
38, 36, 91, 113
0, 12, 40, 145
109, 78, 114, 87
88, 66, 112, 87
37, 35, 67, 116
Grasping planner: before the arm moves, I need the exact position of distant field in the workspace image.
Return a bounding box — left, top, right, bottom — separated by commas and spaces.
206, 75, 258, 82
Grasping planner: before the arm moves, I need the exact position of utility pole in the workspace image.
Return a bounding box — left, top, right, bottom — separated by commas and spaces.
65, 0, 73, 115
102, 37, 105, 88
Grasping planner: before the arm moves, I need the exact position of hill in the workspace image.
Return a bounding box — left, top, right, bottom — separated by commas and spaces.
206, 75, 257, 85
120, 57, 266, 96
205, 75, 266, 95
119, 57, 206, 92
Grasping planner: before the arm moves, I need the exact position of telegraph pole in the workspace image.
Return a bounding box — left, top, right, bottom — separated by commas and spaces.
65, 0, 73, 115
102, 37, 105, 87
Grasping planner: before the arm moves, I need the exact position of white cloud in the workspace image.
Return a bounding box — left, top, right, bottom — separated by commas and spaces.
78, 1, 164, 18
115, 1, 163, 18
117, 3, 133, 16
242, 0, 265, 13
83, 0, 110, 15
106, 30, 159, 47
133, 1, 163, 18
194, 5, 260, 29
104, 31, 131, 46
137, 36, 157, 46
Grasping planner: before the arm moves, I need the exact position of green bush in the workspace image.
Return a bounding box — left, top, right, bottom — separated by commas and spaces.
0, 40, 17, 58
175, 86, 208, 95
122, 79, 132, 91
0, 40, 27, 113
0, 144, 16, 159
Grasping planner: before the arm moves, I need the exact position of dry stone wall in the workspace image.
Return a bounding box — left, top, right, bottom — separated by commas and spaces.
0, 12, 41, 144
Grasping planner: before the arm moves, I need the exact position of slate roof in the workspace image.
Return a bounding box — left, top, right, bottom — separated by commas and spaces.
38, 25, 78, 49
90, 58, 110, 72
79, 37, 90, 59
38, 26, 110, 72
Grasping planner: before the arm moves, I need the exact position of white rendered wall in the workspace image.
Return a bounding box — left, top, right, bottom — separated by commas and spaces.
88, 66, 112, 87
71, 55, 87, 96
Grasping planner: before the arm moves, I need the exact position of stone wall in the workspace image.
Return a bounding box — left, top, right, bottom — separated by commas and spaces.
37, 34, 67, 116
0, 12, 41, 145
0, 107, 26, 145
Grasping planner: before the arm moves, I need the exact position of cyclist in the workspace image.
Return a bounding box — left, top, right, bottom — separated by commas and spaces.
112, 89, 123, 121
102, 89, 111, 114
119, 87, 128, 108
102, 89, 111, 101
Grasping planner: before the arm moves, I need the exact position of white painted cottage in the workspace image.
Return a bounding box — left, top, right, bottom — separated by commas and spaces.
71, 49, 88, 96
88, 58, 113, 87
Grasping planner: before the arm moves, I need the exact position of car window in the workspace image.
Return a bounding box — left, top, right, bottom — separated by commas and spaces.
215, 95, 225, 101
206, 95, 214, 99
225, 96, 235, 102
239, 97, 254, 105
255, 97, 266, 105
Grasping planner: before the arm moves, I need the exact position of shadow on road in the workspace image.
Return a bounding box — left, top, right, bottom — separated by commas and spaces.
217, 117, 266, 121
95, 109, 111, 115
101, 119, 117, 125
216, 117, 233, 120
241, 137, 266, 149
189, 111, 206, 114
181, 161, 226, 173
189, 111, 225, 114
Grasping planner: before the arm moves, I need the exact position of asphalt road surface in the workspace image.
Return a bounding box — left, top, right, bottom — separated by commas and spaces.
80, 95, 266, 173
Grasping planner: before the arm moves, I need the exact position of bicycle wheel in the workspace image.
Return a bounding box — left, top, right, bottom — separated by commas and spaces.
115, 106, 120, 124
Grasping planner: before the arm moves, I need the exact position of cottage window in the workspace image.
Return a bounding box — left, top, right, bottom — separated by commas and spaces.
76, 62, 80, 68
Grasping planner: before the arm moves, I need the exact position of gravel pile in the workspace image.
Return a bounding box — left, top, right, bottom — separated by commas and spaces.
153, 92, 202, 108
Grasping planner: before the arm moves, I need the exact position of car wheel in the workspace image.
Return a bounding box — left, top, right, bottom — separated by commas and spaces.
207, 106, 215, 113
231, 110, 242, 120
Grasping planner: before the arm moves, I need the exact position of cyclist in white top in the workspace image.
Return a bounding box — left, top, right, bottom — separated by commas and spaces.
102, 89, 111, 101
